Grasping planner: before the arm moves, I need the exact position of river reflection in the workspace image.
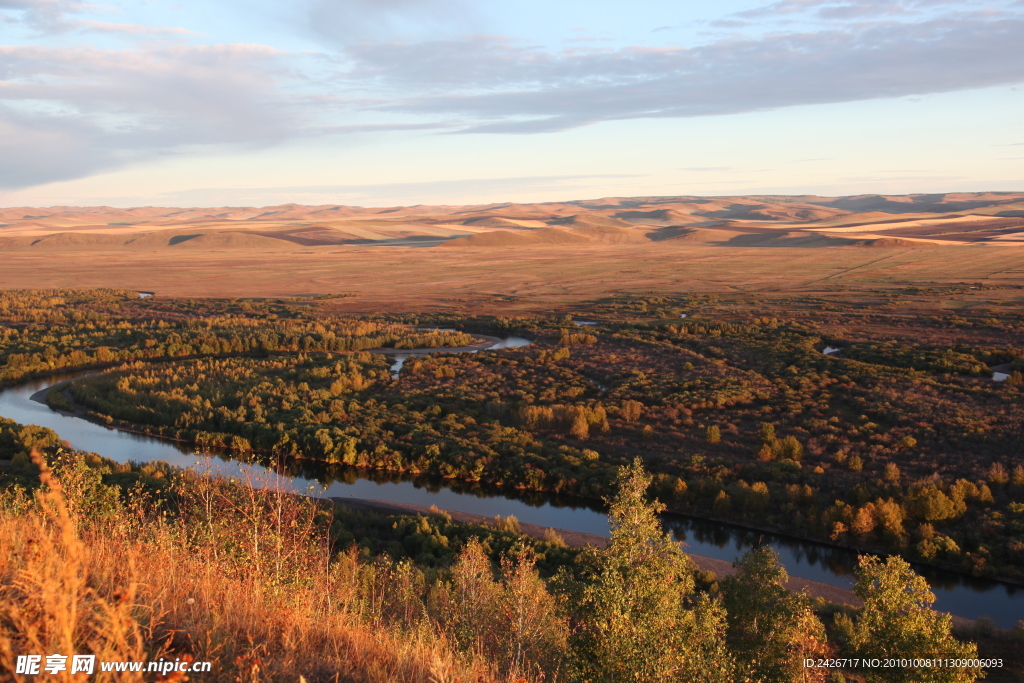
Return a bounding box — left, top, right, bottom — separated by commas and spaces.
385, 335, 531, 378
1, 358, 1022, 626
663, 514, 1024, 624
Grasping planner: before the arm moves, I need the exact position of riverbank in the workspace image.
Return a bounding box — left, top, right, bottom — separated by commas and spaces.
25, 330, 526, 449
330, 496, 977, 629
0, 326, 523, 393
40, 369, 1019, 597
366, 333, 505, 357
5, 361, 1020, 627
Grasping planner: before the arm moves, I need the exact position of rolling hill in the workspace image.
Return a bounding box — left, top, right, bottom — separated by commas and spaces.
1, 192, 1021, 252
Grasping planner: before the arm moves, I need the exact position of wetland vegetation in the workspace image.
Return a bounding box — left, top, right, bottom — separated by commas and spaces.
2, 287, 1023, 681
9, 289, 1022, 583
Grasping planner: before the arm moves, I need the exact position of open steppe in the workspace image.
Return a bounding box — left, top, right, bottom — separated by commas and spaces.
4, 194, 1024, 681
3, 193, 1024, 309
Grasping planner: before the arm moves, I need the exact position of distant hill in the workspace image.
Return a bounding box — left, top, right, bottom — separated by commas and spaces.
2, 192, 1022, 250
459, 216, 542, 229
438, 228, 593, 248
867, 237, 937, 248
169, 232, 306, 250
549, 214, 635, 229
613, 208, 695, 224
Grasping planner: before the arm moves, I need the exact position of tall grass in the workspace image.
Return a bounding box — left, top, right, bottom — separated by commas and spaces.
1, 449, 992, 682
0, 451, 552, 682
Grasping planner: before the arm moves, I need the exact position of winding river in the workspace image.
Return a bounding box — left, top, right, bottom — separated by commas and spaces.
1, 337, 1021, 627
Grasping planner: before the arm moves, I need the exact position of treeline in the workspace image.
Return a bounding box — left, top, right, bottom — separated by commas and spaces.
0, 289, 475, 384
8, 289, 1024, 583
842, 341, 995, 377
607, 321, 1024, 580
0, 441, 989, 682
66, 322, 1024, 582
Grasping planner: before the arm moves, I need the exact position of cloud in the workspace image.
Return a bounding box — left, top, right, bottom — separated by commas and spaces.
77, 20, 196, 36
0, 0, 194, 35
0, 43, 293, 188
318, 121, 457, 134
732, 0, 965, 20
0, 106, 123, 187
339, 10, 1024, 132
307, 0, 473, 45
0, 0, 88, 33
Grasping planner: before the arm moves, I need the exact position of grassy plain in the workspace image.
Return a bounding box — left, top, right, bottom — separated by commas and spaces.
3, 242, 1024, 313
2, 193, 1024, 681
2, 192, 1023, 310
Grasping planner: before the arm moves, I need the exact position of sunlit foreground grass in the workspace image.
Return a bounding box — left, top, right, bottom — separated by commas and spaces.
0, 452, 516, 682
0, 450, 986, 683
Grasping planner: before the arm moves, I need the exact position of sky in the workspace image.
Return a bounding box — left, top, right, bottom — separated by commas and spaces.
0, 0, 1022, 208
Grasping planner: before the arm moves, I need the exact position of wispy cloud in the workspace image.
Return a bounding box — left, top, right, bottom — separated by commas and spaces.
77, 20, 196, 36
0, 43, 290, 187
0, 0, 90, 34
342, 11, 1024, 133
318, 121, 457, 134
307, 0, 475, 45
0, 0, 193, 35
732, 0, 968, 20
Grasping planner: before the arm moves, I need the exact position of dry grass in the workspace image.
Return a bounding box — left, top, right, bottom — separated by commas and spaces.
0, 450, 151, 682
3, 241, 1024, 314
0, 452, 505, 682
3, 193, 1023, 311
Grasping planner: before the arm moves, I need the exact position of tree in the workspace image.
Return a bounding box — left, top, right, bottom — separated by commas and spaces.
441, 538, 500, 654
908, 485, 958, 523
578, 458, 733, 682
851, 505, 877, 537
497, 548, 569, 679
620, 400, 644, 422
706, 425, 722, 443
721, 546, 828, 683
570, 410, 590, 439
841, 555, 982, 683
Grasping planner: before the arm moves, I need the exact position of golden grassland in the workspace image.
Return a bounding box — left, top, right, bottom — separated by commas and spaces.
2, 242, 1024, 314
0, 452, 499, 683
3, 193, 1024, 313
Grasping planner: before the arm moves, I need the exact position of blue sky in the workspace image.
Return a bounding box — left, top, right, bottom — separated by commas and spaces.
1, 0, 1022, 207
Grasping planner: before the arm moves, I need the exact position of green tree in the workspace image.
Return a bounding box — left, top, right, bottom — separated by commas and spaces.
577, 458, 733, 682
841, 555, 982, 683
721, 546, 827, 683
